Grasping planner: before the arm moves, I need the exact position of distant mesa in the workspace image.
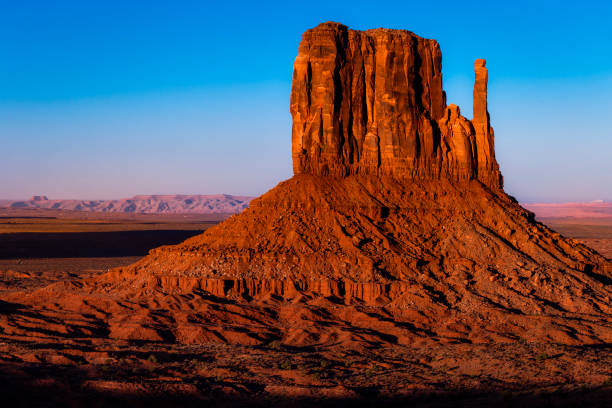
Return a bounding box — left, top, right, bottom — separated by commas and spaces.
5, 194, 254, 214
523, 201, 612, 219
30, 195, 49, 201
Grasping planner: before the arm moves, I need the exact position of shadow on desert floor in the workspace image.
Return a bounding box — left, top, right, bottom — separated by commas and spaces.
0, 373, 610, 408
0, 230, 204, 259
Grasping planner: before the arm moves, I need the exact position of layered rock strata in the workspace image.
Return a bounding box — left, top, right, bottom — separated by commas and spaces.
291, 22, 502, 189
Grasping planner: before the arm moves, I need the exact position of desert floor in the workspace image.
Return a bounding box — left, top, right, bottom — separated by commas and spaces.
0, 208, 610, 407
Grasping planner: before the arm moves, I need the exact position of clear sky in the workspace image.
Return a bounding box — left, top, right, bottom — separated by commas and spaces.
1, 0, 611, 202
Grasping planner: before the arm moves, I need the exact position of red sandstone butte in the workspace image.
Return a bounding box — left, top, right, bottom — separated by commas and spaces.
291, 23, 502, 189
1, 22, 610, 348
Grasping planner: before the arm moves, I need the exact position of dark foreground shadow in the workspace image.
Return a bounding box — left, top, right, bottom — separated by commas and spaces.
0, 381, 610, 408
0, 362, 609, 408
0, 230, 204, 259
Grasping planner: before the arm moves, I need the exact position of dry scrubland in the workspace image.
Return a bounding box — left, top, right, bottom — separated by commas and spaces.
542, 218, 612, 259
0, 208, 222, 292
0, 209, 611, 407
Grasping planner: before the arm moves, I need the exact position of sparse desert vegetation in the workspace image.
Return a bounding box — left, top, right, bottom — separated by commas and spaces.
0, 207, 610, 407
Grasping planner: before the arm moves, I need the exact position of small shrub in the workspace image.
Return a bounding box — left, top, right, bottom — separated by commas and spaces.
268, 340, 282, 350
189, 358, 208, 370
365, 365, 377, 378
147, 354, 158, 364
536, 353, 548, 362
280, 361, 292, 370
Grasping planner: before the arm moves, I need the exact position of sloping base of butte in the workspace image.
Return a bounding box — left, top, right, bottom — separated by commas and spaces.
2, 23, 611, 348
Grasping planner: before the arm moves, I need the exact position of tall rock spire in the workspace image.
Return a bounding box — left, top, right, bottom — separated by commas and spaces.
472, 59, 502, 188
473, 59, 489, 129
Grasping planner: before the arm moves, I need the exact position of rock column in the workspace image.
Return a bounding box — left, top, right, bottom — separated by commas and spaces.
472, 59, 501, 188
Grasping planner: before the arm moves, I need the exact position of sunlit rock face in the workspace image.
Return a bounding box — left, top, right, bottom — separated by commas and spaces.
290, 22, 502, 189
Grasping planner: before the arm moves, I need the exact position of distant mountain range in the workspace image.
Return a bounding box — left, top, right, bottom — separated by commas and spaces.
522, 201, 612, 218
0, 195, 254, 214
1, 196, 610, 218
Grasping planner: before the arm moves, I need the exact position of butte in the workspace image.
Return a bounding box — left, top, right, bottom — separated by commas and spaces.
4, 22, 611, 346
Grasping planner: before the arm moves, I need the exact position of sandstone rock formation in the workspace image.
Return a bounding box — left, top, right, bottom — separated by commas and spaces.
291, 23, 502, 189
1, 23, 610, 349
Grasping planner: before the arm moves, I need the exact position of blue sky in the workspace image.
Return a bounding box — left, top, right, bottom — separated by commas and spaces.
1, 0, 611, 201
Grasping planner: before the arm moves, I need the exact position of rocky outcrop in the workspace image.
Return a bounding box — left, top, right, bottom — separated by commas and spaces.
2, 22, 610, 349
291, 22, 502, 189
472, 59, 501, 187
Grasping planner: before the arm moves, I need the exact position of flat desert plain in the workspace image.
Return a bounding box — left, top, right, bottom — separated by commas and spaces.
0, 207, 610, 407
0, 208, 224, 292
541, 218, 612, 260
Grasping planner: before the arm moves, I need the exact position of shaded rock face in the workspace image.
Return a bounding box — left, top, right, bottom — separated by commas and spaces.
291, 22, 502, 189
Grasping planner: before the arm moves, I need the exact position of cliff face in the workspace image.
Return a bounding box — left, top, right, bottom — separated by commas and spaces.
291, 22, 502, 189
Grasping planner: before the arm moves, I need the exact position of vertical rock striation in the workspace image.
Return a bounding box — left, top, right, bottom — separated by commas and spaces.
290, 22, 502, 189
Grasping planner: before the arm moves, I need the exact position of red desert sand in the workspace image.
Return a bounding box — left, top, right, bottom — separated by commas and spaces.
1, 22, 611, 406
